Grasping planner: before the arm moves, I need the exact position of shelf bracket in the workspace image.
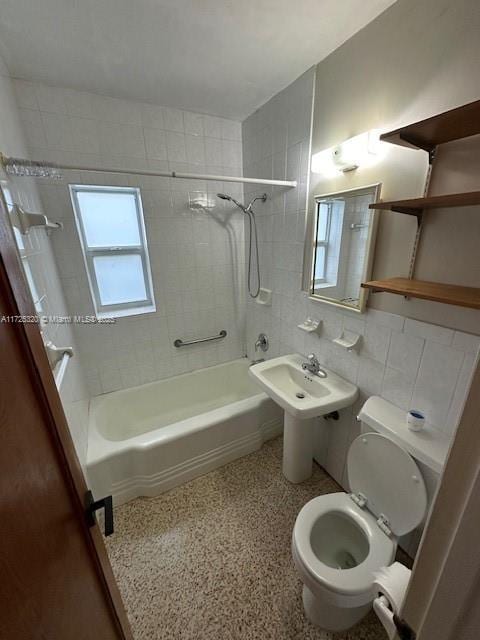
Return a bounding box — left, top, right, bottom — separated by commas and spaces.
407, 211, 424, 281
428, 146, 437, 165
406, 143, 437, 285
399, 132, 435, 153
391, 205, 423, 220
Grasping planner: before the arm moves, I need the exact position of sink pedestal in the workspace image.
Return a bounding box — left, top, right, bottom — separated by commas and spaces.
249, 354, 359, 483
283, 412, 314, 483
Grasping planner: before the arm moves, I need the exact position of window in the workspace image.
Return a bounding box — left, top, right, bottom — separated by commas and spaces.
70, 185, 155, 318
313, 202, 332, 284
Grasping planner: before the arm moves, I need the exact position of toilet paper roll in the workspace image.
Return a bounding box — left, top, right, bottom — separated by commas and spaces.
373, 562, 412, 615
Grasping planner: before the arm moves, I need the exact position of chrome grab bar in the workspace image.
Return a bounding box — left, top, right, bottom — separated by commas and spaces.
174, 329, 227, 348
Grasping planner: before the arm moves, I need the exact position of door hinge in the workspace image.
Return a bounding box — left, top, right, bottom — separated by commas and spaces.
85, 490, 114, 537
393, 614, 416, 640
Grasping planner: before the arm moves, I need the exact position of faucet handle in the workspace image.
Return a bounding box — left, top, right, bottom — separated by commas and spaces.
255, 333, 269, 353
307, 353, 319, 363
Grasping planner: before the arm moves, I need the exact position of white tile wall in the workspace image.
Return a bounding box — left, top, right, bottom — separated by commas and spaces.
7, 64, 479, 507
242, 67, 479, 506
15, 80, 245, 396
0, 63, 89, 465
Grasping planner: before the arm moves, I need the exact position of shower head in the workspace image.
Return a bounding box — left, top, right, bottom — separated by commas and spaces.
216, 192, 248, 213
1, 154, 63, 179
217, 192, 267, 215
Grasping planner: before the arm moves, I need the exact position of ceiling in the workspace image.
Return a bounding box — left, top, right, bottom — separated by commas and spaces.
0, 0, 397, 121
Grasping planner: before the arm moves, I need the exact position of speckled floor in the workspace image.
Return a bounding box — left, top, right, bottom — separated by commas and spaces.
106, 437, 389, 640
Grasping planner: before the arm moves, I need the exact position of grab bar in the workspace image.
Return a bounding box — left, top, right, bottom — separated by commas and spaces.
54, 351, 72, 390
174, 329, 227, 348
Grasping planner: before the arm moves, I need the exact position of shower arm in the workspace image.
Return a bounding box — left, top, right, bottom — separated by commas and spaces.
0, 153, 297, 188
246, 193, 268, 212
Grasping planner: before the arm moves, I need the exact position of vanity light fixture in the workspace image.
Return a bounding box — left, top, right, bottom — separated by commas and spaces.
311, 130, 384, 177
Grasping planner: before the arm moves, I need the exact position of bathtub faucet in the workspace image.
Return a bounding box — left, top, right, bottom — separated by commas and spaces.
251, 333, 268, 365
255, 333, 269, 352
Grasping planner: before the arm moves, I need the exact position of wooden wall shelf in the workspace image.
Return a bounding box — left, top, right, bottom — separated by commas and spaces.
370, 191, 480, 215
381, 100, 480, 151
371, 101, 480, 305
362, 278, 480, 309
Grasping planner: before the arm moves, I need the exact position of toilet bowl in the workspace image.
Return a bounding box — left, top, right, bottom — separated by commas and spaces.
292, 428, 428, 632
292, 493, 396, 630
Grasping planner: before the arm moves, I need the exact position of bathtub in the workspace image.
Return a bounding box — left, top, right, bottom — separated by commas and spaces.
87, 358, 282, 505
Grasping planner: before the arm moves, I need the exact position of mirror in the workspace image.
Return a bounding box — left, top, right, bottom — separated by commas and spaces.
304, 183, 380, 312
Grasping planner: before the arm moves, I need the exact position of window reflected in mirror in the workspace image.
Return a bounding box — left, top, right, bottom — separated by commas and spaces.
306, 184, 380, 312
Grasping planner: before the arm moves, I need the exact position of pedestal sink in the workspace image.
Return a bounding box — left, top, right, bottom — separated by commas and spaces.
249, 354, 358, 483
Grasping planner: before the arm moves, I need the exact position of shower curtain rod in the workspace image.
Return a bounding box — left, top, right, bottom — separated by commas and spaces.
0, 154, 297, 188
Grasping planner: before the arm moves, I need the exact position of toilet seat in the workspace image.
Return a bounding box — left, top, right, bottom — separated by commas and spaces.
347, 432, 427, 537
293, 493, 395, 599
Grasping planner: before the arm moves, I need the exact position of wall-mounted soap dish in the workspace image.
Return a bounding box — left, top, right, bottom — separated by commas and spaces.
256, 288, 272, 306
333, 330, 361, 352
297, 318, 322, 335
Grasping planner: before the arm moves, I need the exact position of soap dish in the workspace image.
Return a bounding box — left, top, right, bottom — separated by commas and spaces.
333, 330, 361, 352
297, 318, 322, 335
256, 288, 272, 306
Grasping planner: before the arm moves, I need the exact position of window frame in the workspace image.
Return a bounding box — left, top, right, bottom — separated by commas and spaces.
70, 184, 156, 318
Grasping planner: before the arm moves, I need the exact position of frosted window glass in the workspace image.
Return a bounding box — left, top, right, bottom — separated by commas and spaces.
77, 191, 141, 247
315, 246, 326, 280
316, 203, 329, 242
94, 254, 147, 305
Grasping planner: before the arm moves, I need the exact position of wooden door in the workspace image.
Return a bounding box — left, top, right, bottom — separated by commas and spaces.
0, 193, 132, 639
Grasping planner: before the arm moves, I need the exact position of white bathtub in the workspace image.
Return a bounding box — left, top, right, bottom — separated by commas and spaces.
87, 358, 282, 505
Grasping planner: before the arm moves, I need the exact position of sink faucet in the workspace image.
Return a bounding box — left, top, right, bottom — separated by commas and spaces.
302, 354, 327, 378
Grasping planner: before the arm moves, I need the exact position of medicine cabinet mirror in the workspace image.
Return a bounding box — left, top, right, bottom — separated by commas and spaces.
303, 183, 380, 312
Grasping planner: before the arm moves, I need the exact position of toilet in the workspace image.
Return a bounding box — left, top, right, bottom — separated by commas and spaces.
292, 398, 430, 632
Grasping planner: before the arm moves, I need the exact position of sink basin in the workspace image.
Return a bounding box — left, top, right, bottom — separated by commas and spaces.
249, 353, 358, 419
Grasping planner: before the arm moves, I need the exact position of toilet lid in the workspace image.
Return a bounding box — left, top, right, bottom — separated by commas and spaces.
347, 433, 427, 536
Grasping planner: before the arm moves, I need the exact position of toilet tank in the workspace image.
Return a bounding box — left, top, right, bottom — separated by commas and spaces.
358, 396, 451, 556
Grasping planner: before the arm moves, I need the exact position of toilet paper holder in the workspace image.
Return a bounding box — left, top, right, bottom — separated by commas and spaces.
373, 596, 416, 640
392, 614, 416, 640
373, 562, 416, 640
